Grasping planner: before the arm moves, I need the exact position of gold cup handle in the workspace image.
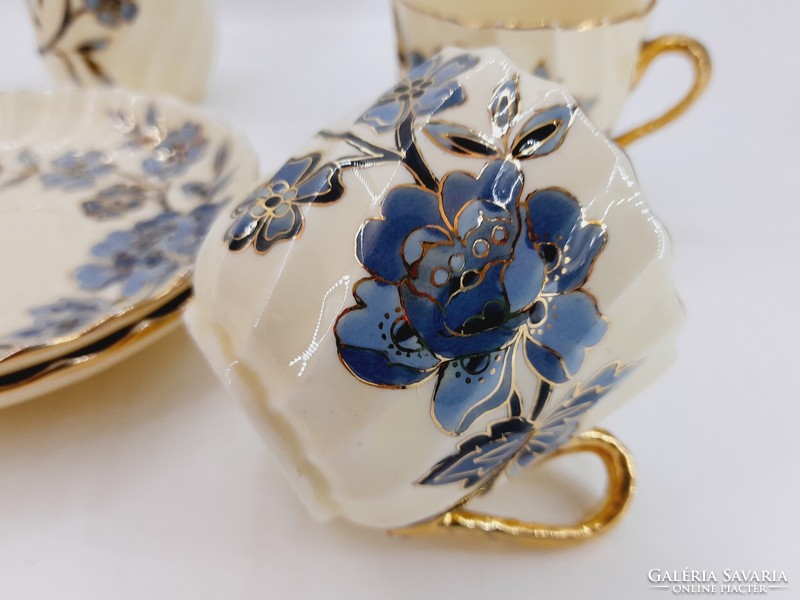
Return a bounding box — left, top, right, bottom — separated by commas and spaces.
614, 35, 712, 147
391, 428, 635, 545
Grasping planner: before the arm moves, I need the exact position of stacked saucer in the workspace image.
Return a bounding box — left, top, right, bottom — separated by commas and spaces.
0, 89, 259, 407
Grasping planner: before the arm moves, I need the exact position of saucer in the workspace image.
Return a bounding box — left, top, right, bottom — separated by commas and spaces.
0, 289, 190, 408
0, 89, 259, 376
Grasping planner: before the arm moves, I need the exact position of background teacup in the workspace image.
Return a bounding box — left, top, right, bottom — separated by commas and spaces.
392, 0, 711, 146
186, 48, 683, 540
27, 0, 214, 101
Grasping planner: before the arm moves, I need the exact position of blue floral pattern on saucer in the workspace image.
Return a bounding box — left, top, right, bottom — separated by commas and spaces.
0, 99, 249, 364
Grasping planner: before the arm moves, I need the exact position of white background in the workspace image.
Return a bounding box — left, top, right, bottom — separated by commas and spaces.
1, 1, 798, 598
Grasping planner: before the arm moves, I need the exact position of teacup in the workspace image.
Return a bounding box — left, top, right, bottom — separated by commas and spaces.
392, 0, 711, 146
27, 0, 214, 101
186, 48, 683, 541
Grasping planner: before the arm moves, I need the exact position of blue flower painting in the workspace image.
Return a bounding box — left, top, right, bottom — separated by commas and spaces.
225, 53, 620, 490
77, 205, 220, 298
143, 123, 208, 180
41, 151, 113, 190
335, 160, 607, 434
358, 53, 479, 133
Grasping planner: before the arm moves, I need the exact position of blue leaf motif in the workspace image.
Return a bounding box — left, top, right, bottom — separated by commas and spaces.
418, 413, 533, 487
515, 362, 636, 469
511, 105, 574, 159
489, 76, 520, 137
422, 122, 499, 158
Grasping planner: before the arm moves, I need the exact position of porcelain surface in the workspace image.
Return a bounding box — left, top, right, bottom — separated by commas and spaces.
0, 89, 259, 376
186, 48, 683, 529
393, 0, 653, 131
28, 0, 214, 101
0, 288, 187, 409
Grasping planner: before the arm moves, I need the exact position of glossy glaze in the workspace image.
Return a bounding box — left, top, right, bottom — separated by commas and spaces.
186, 48, 683, 529
0, 89, 259, 377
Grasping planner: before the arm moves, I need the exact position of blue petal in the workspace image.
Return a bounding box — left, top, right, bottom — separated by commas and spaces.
442, 262, 509, 335
359, 100, 407, 132
121, 263, 176, 297
526, 188, 582, 241
407, 56, 438, 80
142, 157, 164, 177
441, 161, 522, 226
227, 213, 259, 246
429, 54, 480, 85
454, 198, 513, 241
413, 82, 463, 116
432, 346, 514, 434
547, 222, 605, 293
255, 204, 303, 252
523, 342, 569, 384
272, 155, 316, 188
121, 3, 138, 20
294, 162, 340, 203
357, 186, 441, 283
400, 279, 520, 359
189, 203, 221, 233
75, 264, 119, 291
524, 291, 607, 382
402, 226, 451, 268
335, 279, 440, 387
502, 205, 545, 314
526, 189, 606, 293
264, 204, 300, 240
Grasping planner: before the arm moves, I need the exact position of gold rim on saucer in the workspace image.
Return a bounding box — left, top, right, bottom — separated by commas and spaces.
0, 289, 191, 408
0, 276, 191, 377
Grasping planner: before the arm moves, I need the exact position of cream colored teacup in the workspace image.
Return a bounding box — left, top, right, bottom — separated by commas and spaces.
186, 48, 683, 542
393, 0, 710, 145
27, 0, 214, 102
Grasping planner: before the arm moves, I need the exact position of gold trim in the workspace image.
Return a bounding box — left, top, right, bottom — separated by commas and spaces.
0, 290, 191, 396
0, 277, 191, 376
390, 428, 635, 545
614, 35, 712, 147
393, 0, 656, 32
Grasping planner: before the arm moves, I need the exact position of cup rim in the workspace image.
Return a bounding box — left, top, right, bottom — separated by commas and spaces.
393, 0, 656, 31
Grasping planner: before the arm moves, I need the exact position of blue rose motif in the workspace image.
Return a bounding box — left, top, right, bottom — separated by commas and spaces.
41, 150, 113, 190
76, 204, 219, 297
358, 53, 479, 133
143, 123, 208, 180
335, 160, 608, 433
